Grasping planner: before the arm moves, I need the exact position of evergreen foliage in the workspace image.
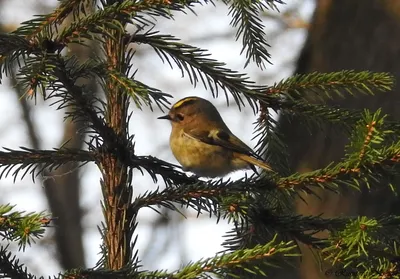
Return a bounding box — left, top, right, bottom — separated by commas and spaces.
0, 0, 399, 278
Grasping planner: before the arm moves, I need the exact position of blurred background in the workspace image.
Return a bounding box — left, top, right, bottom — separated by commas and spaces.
1, 1, 399, 279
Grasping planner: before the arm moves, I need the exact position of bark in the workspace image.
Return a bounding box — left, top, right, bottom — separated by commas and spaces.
0, 0, 86, 271
37, 5, 99, 269
16, 48, 91, 271
276, 1, 400, 278
42, 122, 86, 269
101, 28, 133, 269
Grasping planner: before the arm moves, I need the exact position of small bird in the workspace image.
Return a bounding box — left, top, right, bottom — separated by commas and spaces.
158, 96, 273, 178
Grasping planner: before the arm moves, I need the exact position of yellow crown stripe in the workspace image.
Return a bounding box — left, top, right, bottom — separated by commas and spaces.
173, 97, 198, 109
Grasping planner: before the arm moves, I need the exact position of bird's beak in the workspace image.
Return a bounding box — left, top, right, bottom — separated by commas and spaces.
158, 114, 171, 120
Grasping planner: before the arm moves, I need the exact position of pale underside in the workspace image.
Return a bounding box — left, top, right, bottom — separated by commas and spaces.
170, 129, 250, 177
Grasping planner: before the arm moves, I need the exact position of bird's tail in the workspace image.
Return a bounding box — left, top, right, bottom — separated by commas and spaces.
235, 153, 274, 173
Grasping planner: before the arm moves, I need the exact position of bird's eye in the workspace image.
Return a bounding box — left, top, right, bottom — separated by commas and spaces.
176, 113, 184, 121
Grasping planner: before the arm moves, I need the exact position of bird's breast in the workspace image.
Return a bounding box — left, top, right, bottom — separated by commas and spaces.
169, 129, 248, 177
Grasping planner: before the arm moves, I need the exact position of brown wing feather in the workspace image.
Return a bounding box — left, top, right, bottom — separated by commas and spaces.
183, 128, 253, 155
184, 128, 273, 173
234, 153, 274, 172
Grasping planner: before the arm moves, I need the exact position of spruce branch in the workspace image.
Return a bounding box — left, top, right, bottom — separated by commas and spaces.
253, 106, 291, 174
0, 205, 51, 251
125, 0, 215, 21
13, 0, 95, 39
0, 1, 94, 78
322, 216, 400, 277
16, 54, 59, 99
225, 213, 400, 278
253, 92, 395, 177
266, 71, 394, 101
345, 109, 396, 167
129, 175, 272, 219
128, 170, 277, 220
358, 259, 400, 279
43, 56, 171, 111
129, 31, 262, 110
278, 101, 363, 133
124, 154, 193, 185
130, 184, 221, 217
0, 148, 93, 182
222, 209, 348, 252
0, 34, 33, 59
126, 144, 399, 215
55, 4, 130, 44
277, 148, 400, 193
252, 105, 368, 177
140, 235, 298, 279
255, 71, 394, 122
48, 56, 126, 148
227, 0, 276, 68
0, 246, 36, 279
128, 144, 399, 204
129, 174, 263, 217
276, 107, 399, 192
65, 262, 142, 279
0, 34, 41, 79
107, 70, 171, 110
54, 0, 214, 45
13, 52, 159, 164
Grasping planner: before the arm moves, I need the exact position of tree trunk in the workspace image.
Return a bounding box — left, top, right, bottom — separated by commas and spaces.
276, 1, 400, 278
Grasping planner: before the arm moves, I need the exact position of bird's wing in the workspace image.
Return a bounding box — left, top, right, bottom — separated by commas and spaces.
184, 128, 273, 173
183, 128, 258, 158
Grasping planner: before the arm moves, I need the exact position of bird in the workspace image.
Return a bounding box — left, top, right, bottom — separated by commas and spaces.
158, 96, 273, 178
